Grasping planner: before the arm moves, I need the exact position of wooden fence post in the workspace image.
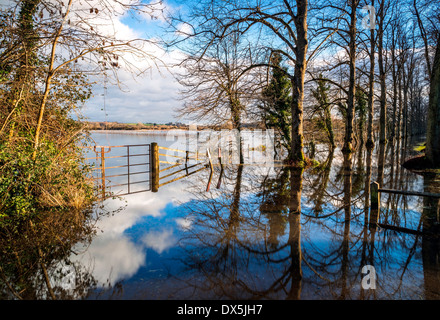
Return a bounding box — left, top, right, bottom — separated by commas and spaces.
185, 151, 189, 175
207, 148, 213, 171
218, 147, 223, 168
101, 147, 106, 199
370, 181, 380, 210
151, 142, 159, 192
206, 148, 214, 192
370, 181, 380, 227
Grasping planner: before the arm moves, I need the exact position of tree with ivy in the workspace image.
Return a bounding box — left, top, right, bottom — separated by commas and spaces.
426, 37, 440, 168
261, 52, 292, 158
310, 76, 336, 150
355, 86, 368, 148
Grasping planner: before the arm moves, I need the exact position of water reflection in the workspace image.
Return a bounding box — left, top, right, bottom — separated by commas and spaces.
422, 173, 440, 299
147, 146, 439, 300
169, 165, 306, 299
2, 133, 440, 300
0, 207, 100, 299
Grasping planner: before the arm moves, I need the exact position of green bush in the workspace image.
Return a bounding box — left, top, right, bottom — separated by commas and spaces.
0, 138, 95, 227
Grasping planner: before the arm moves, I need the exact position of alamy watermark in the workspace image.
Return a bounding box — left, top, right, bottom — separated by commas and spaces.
361, 5, 376, 30
164, 125, 275, 169
361, 265, 377, 289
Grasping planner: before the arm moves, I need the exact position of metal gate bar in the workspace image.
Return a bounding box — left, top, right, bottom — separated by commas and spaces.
82, 144, 151, 199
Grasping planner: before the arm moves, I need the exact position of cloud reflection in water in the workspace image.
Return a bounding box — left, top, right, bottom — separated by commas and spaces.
71, 181, 193, 287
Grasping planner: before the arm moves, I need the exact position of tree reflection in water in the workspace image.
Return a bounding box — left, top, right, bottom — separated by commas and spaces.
0, 214, 92, 300
422, 172, 440, 299
2, 140, 440, 300
169, 141, 440, 300
0, 204, 122, 299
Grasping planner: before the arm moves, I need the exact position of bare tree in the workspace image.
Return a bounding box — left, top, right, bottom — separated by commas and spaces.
310, 0, 361, 155
27, 0, 164, 158
175, 32, 257, 126
174, 31, 259, 163
171, 0, 312, 166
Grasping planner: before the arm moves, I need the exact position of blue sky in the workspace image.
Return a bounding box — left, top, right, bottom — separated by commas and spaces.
80, 0, 189, 124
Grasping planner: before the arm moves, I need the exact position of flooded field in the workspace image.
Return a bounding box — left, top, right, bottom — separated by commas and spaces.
71, 131, 439, 300
3, 131, 440, 300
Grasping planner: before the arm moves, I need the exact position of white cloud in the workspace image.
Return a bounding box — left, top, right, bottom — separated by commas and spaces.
141, 229, 176, 254
175, 22, 193, 37
81, 47, 186, 123
75, 234, 146, 285
70, 180, 194, 287
175, 217, 193, 230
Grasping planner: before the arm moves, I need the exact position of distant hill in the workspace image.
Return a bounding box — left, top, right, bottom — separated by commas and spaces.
84, 121, 188, 131
83, 120, 348, 146
83, 121, 267, 131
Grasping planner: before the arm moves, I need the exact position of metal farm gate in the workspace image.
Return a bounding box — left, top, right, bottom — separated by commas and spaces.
83, 144, 152, 199
83, 142, 214, 200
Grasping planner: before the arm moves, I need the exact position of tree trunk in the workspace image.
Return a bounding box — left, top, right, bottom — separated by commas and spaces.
7, 0, 40, 139
366, 8, 375, 151
230, 98, 244, 164
426, 41, 440, 168
324, 105, 336, 150
378, 11, 387, 149
377, 0, 387, 185
391, 28, 398, 144
402, 60, 410, 148
290, 0, 308, 166
397, 59, 403, 143
32, 0, 73, 160
342, 0, 357, 155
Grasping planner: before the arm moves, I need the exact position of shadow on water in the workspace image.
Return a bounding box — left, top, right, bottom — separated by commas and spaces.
1, 132, 440, 300
0, 204, 117, 299
421, 172, 440, 299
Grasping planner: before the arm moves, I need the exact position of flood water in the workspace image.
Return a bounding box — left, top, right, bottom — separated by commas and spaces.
4, 130, 440, 300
